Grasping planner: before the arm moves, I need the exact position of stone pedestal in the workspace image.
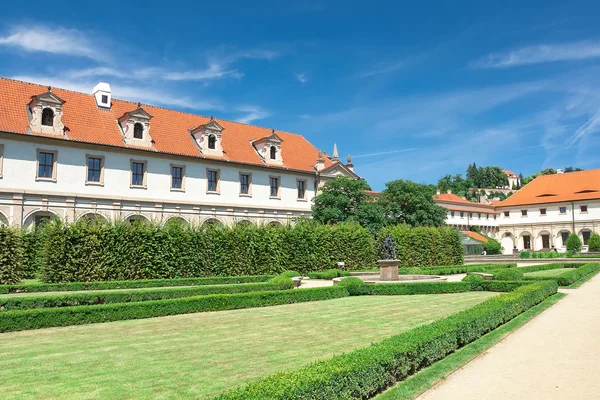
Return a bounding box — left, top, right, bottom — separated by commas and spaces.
378, 259, 400, 281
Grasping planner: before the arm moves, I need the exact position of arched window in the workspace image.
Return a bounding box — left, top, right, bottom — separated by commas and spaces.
41, 108, 54, 127
133, 123, 144, 139
208, 135, 216, 150
270, 146, 277, 160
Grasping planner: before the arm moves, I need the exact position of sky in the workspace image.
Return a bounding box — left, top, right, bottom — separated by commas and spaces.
2, 0, 600, 190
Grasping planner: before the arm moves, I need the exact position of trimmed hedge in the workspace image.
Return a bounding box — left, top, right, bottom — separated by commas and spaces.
493, 269, 523, 281
0, 226, 24, 284
0, 275, 275, 294
524, 262, 600, 286
216, 281, 557, 399
308, 269, 349, 280
0, 286, 349, 332
38, 220, 376, 282
420, 263, 516, 276
369, 282, 473, 295
0, 282, 292, 311
518, 262, 581, 274
267, 276, 295, 290
337, 277, 369, 296
377, 225, 463, 268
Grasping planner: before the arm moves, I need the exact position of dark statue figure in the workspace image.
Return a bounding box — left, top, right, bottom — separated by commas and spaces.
382, 235, 397, 260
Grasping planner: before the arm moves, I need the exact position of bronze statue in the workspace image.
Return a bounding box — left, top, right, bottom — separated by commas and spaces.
382, 235, 397, 260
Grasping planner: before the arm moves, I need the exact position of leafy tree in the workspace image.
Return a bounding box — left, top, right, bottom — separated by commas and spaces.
380, 180, 447, 227
566, 233, 582, 253
350, 201, 390, 234
437, 174, 474, 198
484, 238, 502, 255
541, 168, 557, 175
588, 233, 600, 252
312, 177, 371, 225
466, 163, 478, 183
564, 166, 584, 173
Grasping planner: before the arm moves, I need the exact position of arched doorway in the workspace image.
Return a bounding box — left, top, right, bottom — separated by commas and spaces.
164, 216, 189, 228
78, 213, 108, 225
23, 210, 58, 229
203, 218, 224, 228
125, 214, 150, 224
501, 232, 514, 255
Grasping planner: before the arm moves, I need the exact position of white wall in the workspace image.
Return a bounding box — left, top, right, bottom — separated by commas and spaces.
0, 137, 315, 212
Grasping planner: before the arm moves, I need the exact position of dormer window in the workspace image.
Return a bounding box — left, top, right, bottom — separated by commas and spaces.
133, 123, 144, 139
191, 119, 225, 156
41, 108, 54, 126
208, 134, 216, 150
270, 146, 277, 160
252, 129, 284, 165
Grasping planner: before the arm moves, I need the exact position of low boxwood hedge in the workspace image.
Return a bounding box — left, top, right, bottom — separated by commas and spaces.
518, 262, 582, 274
0, 275, 276, 294
216, 281, 557, 399
308, 269, 349, 280
0, 286, 349, 333
0, 282, 294, 311
337, 277, 369, 296
493, 269, 523, 281
523, 262, 599, 286
420, 263, 516, 276
369, 282, 473, 295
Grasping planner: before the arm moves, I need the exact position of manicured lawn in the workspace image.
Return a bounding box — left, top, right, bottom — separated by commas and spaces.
525, 269, 568, 277
0, 293, 496, 399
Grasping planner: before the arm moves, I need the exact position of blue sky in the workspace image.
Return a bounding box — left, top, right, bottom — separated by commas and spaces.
2, 0, 600, 190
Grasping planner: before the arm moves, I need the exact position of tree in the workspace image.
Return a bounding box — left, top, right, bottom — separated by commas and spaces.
466, 163, 478, 183
564, 166, 584, 173
588, 233, 600, 252
484, 238, 502, 255
436, 174, 474, 198
312, 176, 371, 225
350, 201, 390, 234
566, 233, 582, 253
380, 180, 447, 227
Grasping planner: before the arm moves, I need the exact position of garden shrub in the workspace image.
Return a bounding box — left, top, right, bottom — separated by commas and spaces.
566, 233, 582, 253
588, 233, 600, 252
21, 227, 45, 279
0, 282, 294, 311
0, 226, 24, 284
278, 270, 301, 278
566, 250, 574, 258
398, 267, 423, 275
337, 277, 369, 296
369, 282, 472, 295
520, 251, 531, 259
267, 276, 295, 290
420, 263, 516, 276
461, 274, 486, 290
0, 275, 276, 294
216, 281, 557, 400
523, 263, 599, 286
484, 238, 502, 255
494, 268, 523, 281
0, 286, 349, 332
308, 269, 345, 280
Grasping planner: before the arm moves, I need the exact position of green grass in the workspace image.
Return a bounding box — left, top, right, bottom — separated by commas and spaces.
374, 292, 566, 400
0, 293, 495, 399
524, 268, 568, 277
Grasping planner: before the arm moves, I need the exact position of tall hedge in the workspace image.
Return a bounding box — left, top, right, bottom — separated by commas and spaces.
39, 220, 377, 283
377, 225, 463, 267
0, 226, 24, 284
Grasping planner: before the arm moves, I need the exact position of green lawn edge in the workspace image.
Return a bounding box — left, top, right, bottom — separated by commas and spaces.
564, 268, 600, 289
374, 292, 567, 400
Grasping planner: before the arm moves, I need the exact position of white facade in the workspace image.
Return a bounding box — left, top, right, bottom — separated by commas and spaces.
0, 134, 318, 227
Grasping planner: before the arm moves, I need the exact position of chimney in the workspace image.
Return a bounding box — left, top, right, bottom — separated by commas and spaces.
447, 189, 452, 194
315, 151, 325, 171
93, 82, 112, 109
346, 154, 354, 171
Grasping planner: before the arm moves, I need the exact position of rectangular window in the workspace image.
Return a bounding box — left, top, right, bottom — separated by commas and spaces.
523, 235, 531, 250
240, 173, 251, 195
36, 150, 57, 180
297, 179, 307, 199
542, 234, 550, 249
559, 206, 567, 214
486, 214, 489, 220
540, 208, 546, 215
460, 212, 464, 218
207, 169, 219, 193
561, 232, 569, 247
581, 205, 588, 213
504, 211, 509, 217
450, 211, 455, 217
521, 210, 528, 216
477, 213, 481, 219
583, 231, 591, 245
171, 165, 184, 190
131, 161, 146, 187
270, 176, 280, 198
494, 214, 497, 220
86, 155, 103, 184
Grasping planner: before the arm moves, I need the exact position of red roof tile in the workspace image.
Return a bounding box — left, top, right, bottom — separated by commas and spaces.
0, 77, 331, 173
462, 231, 489, 243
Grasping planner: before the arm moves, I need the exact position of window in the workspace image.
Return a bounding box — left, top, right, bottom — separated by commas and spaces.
297, 179, 307, 199
34, 214, 51, 226
486, 214, 489, 220
561, 232, 570, 247
450, 211, 455, 217
130, 161, 146, 187
460, 212, 464, 218
239, 173, 251, 195
583, 231, 591, 246
86, 156, 104, 184
41, 108, 54, 126
269, 176, 280, 198
468, 213, 472, 218
494, 214, 497, 220
504, 211, 509, 217
542, 234, 550, 249
478, 213, 481, 219
559, 206, 567, 214
208, 135, 216, 150
540, 208, 547, 215
521, 210, 528, 216
523, 235, 531, 250
270, 146, 277, 160
171, 165, 184, 190
36, 150, 57, 180
581, 205, 588, 213
101, 94, 108, 105
133, 123, 144, 139
207, 169, 219, 193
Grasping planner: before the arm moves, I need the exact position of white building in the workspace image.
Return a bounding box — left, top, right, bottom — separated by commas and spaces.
433, 191, 499, 237
502, 169, 520, 189
0, 78, 358, 227
495, 169, 600, 254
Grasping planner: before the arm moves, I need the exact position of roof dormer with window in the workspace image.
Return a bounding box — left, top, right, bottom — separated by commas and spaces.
191, 119, 224, 157
118, 105, 153, 147
28, 88, 66, 136
253, 129, 283, 165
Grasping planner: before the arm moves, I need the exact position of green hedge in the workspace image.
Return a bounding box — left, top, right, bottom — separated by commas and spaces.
216, 281, 557, 399
38, 220, 376, 282
308, 269, 350, 279
377, 225, 463, 268
518, 262, 581, 274
523, 263, 599, 286
0, 286, 349, 332
0, 226, 24, 284
0, 275, 275, 294
0, 282, 295, 311
519, 251, 561, 259
420, 263, 516, 276
369, 282, 473, 295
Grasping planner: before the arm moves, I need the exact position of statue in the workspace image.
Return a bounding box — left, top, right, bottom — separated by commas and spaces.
382, 235, 397, 260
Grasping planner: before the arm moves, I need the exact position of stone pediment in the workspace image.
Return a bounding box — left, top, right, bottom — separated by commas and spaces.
320, 162, 360, 179
122, 107, 152, 121
31, 91, 65, 106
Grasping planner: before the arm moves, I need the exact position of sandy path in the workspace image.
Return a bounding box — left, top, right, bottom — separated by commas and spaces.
417, 273, 600, 400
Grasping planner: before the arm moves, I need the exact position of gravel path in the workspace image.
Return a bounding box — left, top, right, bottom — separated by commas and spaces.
417, 273, 600, 400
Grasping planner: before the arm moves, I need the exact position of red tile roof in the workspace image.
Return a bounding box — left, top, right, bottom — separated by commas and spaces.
0, 77, 332, 173
462, 231, 489, 243
498, 169, 600, 207
503, 169, 517, 177
434, 193, 471, 203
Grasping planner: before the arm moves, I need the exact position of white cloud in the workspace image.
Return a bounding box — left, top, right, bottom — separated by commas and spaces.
471, 41, 600, 68
295, 72, 308, 83
356, 61, 404, 78
235, 106, 270, 124
0, 25, 106, 61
